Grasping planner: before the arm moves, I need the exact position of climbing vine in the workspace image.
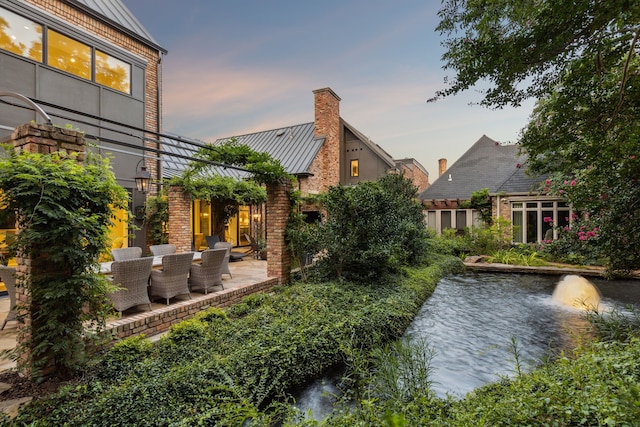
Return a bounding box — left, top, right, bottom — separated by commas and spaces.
170, 139, 293, 239
0, 149, 128, 380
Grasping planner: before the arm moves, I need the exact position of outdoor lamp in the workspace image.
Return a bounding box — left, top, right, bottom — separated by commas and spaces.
135, 165, 151, 193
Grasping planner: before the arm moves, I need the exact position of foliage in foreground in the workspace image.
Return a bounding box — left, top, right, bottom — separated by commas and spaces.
0, 149, 127, 380
9, 259, 462, 425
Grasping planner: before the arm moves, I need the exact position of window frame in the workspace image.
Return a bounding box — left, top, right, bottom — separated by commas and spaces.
350, 159, 359, 177
0, 4, 138, 95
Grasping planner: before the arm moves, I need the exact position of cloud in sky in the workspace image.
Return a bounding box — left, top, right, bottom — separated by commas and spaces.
123, 0, 535, 175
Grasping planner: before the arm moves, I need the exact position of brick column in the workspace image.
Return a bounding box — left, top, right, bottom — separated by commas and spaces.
266, 180, 293, 284
3, 123, 87, 374
167, 185, 192, 253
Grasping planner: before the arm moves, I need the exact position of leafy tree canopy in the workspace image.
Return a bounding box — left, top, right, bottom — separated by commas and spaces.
436, 0, 640, 271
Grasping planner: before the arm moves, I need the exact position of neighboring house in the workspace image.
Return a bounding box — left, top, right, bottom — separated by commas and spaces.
419, 135, 570, 244
162, 87, 431, 248
0, 0, 166, 250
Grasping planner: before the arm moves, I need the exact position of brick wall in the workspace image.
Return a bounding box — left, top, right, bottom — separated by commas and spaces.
106, 278, 279, 340
168, 186, 192, 253
312, 88, 341, 192
4, 122, 87, 374
266, 181, 293, 283
398, 162, 430, 194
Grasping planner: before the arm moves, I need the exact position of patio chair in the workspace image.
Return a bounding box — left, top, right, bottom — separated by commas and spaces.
189, 248, 226, 294
150, 244, 176, 257
111, 246, 143, 261
213, 242, 233, 279
108, 257, 154, 315
149, 252, 194, 305
205, 235, 220, 249
244, 234, 261, 259
0, 266, 17, 330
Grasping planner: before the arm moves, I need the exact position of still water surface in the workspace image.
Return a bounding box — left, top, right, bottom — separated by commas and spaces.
295, 272, 640, 417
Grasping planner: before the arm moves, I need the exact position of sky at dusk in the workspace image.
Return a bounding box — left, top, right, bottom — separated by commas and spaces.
122, 0, 536, 177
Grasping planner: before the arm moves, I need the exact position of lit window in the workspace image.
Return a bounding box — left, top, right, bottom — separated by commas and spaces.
96, 49, 131, 94
350, 159, 359, 177
0, 7, 42, 62
47, 29, 91, 80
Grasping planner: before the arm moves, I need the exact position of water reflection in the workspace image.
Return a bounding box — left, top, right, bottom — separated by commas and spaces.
294, 272, 640, 417
405, 272, 636, 397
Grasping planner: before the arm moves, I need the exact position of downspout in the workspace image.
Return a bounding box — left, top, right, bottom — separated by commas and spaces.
156, 52, 164, 187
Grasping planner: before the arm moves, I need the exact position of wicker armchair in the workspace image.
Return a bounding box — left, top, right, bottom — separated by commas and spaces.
0, 266, 17, 330
150, 244, 177, 257
149, 252, 194, 305
108, 257, 154, 315
213, 242, 233, 279
189, 248, 226, 294
111, 247, 142, 261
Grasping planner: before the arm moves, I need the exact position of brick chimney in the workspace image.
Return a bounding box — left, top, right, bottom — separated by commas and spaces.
313, 88, 341, 189
438, 158, 447, 176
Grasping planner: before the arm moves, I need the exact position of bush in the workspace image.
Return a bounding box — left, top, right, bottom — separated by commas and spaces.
311, 174, 429, 282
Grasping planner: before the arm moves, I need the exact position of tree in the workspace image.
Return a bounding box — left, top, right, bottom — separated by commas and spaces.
435, 0, 640, 272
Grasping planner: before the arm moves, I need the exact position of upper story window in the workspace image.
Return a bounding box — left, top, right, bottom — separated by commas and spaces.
350, 159, 359, 177
0, 6, 131, 94
48, 29, 91, 80
96, 50, 131, 94
0, 8, 42, 62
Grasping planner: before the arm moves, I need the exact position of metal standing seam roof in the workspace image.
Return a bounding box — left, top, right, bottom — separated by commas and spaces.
418, 135, 543, 201
161, 122, 325, 179
66, 0, 167, 53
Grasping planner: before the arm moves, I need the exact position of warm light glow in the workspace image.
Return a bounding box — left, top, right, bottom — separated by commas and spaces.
552, 275, 601, 310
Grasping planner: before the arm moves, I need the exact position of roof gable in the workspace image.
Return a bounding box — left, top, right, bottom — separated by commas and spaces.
66, 0, 166, 53
342, 120, 396, 169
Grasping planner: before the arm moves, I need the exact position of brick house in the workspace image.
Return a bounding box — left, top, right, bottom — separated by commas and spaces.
0, 0, 166, 250
419, 135, 571, 243
162, 87, 431, 248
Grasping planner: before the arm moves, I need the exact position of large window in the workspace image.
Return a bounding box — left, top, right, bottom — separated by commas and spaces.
0, 8, 42, 61
0, 6, 131, 94
48, 29, 91, 80
511, 200, 571, 243
96, 49, 131, 94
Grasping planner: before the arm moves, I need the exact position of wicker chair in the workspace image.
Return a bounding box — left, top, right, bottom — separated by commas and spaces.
205, 235, 220, 249
0, 266, 17, 330
149, 252, 194, 305
189, 248, 226, 294
109, 257, 154, 315
213, 242, 233, 279
150, 244, 177, 257
111, 247, 143, 261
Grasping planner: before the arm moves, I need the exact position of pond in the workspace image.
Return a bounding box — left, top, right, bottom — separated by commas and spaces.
294, 272, 640, 418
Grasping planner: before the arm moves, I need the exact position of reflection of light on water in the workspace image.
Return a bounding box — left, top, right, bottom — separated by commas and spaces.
552, 275, 601, 310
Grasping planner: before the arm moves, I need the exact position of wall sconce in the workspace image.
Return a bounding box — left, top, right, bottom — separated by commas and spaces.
135, 160, 151, 194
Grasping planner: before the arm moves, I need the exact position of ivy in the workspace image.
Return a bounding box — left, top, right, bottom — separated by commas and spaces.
0, 148, 128, 380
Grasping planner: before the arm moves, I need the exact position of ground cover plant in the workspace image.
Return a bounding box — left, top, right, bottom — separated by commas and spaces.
5, 257, 463, 425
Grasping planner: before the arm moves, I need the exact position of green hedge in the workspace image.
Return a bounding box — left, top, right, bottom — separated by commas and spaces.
10, 257, 463, 426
